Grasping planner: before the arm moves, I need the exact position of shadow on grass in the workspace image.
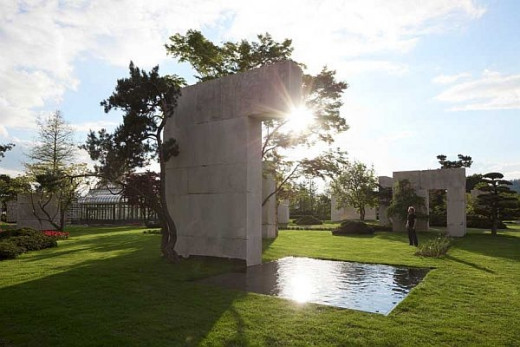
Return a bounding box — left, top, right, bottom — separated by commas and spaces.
452, 233, 520, 262
444, 254, 496, 274
0, 228, 248, 346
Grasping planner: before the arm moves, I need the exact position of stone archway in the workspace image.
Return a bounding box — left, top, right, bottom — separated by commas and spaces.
164, 62, 302, 266
388, 168, 466, 237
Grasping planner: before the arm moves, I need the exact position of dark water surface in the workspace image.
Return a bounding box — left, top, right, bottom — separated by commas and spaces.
197, 257, 430, 315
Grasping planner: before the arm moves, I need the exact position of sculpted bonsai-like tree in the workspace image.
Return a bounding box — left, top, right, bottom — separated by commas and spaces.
437, 154, 472, 169
82, 62, 184, 262
475, 172, 519, 236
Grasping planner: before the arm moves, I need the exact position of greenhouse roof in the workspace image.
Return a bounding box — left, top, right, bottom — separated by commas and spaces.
77, 194, 123, 204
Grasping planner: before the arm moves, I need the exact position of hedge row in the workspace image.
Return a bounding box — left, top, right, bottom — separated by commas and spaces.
0, 228, 58, 260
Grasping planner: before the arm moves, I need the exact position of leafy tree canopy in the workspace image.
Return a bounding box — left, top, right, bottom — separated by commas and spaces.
330, 160, 378, 221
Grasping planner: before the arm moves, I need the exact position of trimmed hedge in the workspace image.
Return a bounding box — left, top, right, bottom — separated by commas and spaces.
294, 215, 323, 226
332, 220, 374, 236
467, 215, 507, 229
0, 228, 58, 260
0, 241, 23, 260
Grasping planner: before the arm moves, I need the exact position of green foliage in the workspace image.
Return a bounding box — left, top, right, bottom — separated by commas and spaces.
466, 214, 506, 229
466, 173, 483, 192
387, 179, 426, 221
294, 215, 323, 225
166, 30, 294, 82
332, 220, 374, 235
83, 63, 183, 182
414, 234, 451, 257
0, 143, 14, 160
24, 111, 87, 231
83, 62, 185, 261
0, 228, 58, 260
0, 241, 23, 259
437, 154, 472, 169
475, 172, 520, 236
330, 160, 378, 221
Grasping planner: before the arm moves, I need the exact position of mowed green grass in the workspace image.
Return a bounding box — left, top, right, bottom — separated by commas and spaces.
0, 225, 519, 346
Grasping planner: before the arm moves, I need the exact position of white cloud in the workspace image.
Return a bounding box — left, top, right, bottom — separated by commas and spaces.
432, 72, 472, 84
0, 0, 486, 134
224, 0, 485, 72
71, 120, 120, 133
434, 70, 520, 111
338, 60, 409, 77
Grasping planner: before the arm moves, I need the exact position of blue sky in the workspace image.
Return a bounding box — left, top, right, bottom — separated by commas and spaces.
1, 0, 519, 180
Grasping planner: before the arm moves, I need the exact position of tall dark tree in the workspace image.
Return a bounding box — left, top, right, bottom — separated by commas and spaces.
0, 143, 14, 160
82, 62, 184, 262
475, 172, 519, 236
166, 30, 349, 204
437, 154, 472, 169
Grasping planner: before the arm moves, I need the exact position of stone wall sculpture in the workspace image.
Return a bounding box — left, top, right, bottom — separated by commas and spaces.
164, 61, 302, 266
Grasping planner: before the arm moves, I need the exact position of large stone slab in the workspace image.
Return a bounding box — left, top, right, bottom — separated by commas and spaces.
16, 194, 60, 230
165, 62, 302, 266
392, 168, 466, 237
331, 196, 376, 221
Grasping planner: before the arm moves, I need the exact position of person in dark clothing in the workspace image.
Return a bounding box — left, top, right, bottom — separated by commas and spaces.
406, 206, 418, 246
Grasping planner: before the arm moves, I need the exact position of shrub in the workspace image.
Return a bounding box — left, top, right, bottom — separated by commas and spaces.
467, 214, 506, 229
0, 227, 58, 261
0, 241, 24, 260
145, 220, 161, 228
12, 234, 57, 251
332, 220, 374, 235
371, 224, 392, 232
0, 227, 39, 239
415, 235, 451, 257
429, 212, 447, 227
294, 215, 323, 225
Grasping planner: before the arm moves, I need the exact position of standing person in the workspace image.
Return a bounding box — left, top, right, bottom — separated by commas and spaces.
406, 206, 418, 246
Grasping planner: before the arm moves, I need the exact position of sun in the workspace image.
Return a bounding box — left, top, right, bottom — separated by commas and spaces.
285, 106, 315, 133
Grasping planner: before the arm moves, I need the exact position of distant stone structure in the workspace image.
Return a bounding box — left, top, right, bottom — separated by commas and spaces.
330, 196, 376, 222
262, 172, 277, 239
16, 194, 60, 230
277, 200, 290, 228
384, 168, 466, 237
378, 176, 393, 226
164, 61, 302, 266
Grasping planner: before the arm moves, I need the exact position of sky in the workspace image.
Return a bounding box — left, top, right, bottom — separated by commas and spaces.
1, 0, 519, 181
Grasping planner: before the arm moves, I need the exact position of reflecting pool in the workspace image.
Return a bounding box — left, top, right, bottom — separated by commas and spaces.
197, 257, 430, 315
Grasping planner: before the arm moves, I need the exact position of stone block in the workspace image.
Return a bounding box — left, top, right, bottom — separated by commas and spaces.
164, 62, 302, 265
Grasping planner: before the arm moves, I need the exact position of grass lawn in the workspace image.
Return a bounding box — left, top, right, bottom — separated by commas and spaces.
0, 225, 519, 346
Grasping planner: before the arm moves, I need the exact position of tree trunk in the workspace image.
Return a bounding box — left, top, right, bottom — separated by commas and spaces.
360, 206, 365, 221
159, 148, 179, 262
